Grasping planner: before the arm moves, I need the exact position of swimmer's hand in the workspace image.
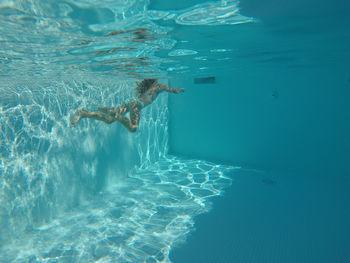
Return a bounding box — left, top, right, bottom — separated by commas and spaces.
176, 88, 185, 94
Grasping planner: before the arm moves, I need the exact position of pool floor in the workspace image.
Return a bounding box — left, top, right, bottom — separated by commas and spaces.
170, 169, 350, 263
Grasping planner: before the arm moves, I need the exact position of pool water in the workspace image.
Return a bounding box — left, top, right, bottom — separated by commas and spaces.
1, 0, 350, 262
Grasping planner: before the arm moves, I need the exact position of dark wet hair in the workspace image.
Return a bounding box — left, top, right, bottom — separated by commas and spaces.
135, 79, 157, 97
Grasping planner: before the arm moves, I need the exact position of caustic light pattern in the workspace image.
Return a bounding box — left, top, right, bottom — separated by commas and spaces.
0, 75, 237, 262
0, 0, 248, 261
1, 157, 235, 263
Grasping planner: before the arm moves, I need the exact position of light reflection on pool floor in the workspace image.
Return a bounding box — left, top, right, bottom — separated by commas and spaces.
1, 156, 237, 263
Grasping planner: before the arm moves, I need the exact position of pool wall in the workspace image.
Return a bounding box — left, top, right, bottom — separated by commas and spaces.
169, 66, 350, 176
0, 74, 168, 246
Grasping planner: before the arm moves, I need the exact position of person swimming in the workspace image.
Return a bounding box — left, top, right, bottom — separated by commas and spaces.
70, 79, 184, 132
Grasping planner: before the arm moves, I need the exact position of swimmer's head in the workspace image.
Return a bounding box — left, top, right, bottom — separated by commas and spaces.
135, 79, 157, 97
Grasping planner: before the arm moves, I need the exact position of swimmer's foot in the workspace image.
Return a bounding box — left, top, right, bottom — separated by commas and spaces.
70, 108, 84, 127
115, 103, 128, 117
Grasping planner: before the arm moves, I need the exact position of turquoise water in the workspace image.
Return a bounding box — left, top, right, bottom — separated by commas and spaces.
1, 0, 350, 262
168, 0, 350, 262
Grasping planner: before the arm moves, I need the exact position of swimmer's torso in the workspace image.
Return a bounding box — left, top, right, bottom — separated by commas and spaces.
138, 84, 163, 107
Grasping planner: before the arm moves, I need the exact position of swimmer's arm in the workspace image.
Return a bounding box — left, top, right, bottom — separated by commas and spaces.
158, 84, 184, 94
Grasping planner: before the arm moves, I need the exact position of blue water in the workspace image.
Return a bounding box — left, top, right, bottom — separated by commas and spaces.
1, 0, 350, 262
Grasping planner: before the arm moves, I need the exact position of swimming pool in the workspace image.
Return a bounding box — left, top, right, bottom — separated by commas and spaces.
1, 0, 350, 262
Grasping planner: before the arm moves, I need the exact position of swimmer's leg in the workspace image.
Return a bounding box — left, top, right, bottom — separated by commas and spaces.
98, 106, 115, 115
70, 108, 115, 126
115, 100, 141, 132
98, 103, 128, 116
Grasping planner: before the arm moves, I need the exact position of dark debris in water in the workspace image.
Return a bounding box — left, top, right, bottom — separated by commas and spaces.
271, 90, 279, 98
261, 178, 276, 185
194, 76, 216, 84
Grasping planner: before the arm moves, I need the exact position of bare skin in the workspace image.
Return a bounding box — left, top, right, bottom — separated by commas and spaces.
70, 79, 184, 132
